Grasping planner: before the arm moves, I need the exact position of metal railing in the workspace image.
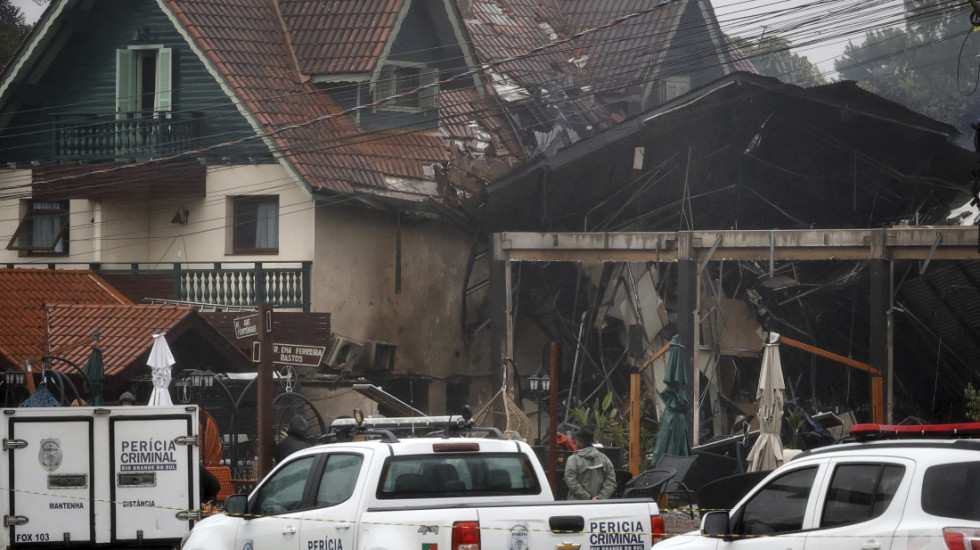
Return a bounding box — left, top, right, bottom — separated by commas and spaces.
51, 111, 201, 161
2, 261, 312, 311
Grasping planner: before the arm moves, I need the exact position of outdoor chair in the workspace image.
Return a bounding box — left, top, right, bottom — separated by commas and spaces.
621, 467, 677, 500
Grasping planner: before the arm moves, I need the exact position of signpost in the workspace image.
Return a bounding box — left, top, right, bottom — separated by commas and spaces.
272, 344, 326, 367
233, 314, 259, 339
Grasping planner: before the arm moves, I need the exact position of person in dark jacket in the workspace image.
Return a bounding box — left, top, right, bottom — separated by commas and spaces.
200, 464, 221, 504
275, 415, 310, 463
564, 425, 616, 500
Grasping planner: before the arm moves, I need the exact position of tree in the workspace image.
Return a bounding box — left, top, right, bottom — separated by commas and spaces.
966, 383, 980, 422
732, 35, 827, 88
0, 0, 29, 69
834, 1, 979, 134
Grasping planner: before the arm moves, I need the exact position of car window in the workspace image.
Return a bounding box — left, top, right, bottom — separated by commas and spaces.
737, 466, 818, 536
820, 464, 905, 528
922, 461, 980, 521
252, 457, 315, 516
315, 454, 364, 507
377, 452, 540, 499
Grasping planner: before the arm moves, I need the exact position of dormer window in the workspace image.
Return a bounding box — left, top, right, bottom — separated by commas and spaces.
374, 62, 439, 113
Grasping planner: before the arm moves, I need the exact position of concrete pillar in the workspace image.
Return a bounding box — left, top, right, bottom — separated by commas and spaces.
489, 258, 507, 396
676, 232, 697, 446
869, 229, 891, 423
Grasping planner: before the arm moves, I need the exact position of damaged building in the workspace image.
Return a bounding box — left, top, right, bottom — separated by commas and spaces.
0, 0, 975, 446
476, 71, 979, 443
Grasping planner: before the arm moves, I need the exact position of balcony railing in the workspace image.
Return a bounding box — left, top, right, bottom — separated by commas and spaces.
1, 261, 312, 311
52, 111, 201, 161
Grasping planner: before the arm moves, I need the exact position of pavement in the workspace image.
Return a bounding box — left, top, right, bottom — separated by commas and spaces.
663, 509, 701, 535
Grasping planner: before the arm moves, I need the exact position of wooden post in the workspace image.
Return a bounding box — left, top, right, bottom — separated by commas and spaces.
630, 341, 671, 476
256, 303, 274, 479
629, 371, 641, 475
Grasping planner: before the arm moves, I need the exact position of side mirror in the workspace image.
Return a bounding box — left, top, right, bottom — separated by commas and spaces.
223, 494, 248, 517
701, 510, 732, 540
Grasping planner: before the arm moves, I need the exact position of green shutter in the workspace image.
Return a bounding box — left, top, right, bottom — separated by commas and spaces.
115, 49, 135, 119
419, 67, 439, 111
156, 48, 173, 114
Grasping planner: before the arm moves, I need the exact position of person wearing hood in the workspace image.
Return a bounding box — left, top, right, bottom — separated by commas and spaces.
563, 425, 616, 500
275, 415, 310, 463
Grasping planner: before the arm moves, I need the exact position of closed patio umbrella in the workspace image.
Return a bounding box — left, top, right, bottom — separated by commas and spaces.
650, 334, 691, 467
83, 346, 105, 406
747, 331, 786, 472
147, 333, 175, 407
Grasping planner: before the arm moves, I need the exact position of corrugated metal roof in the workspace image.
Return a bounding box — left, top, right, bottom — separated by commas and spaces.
0, 269, 131, 368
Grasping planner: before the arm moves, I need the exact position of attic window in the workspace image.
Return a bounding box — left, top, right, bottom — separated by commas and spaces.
375, 62, 439, 113
7, 200, 69, 255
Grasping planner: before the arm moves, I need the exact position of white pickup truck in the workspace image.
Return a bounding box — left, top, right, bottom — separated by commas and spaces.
182, 421, 663, 550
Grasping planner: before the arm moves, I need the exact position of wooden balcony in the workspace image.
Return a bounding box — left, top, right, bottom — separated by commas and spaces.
51, 111, 201, 161
2, 262, 312, 312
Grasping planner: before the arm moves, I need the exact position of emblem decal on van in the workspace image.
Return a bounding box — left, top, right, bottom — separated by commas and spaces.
39, 438, 62, 472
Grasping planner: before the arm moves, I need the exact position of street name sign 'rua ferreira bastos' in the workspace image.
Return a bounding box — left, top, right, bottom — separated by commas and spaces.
271, 343, 326, 367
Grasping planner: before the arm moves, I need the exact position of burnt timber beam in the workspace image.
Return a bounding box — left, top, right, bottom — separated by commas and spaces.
492, 227, 980, 263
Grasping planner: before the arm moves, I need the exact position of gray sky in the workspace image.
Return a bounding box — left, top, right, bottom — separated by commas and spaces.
12, 0, 45, 25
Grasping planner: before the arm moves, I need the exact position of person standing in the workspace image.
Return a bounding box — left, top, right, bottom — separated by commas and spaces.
563, 425, 616, 500
274, 415, 310, 463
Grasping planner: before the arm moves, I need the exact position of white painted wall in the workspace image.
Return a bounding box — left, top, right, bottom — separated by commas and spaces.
0, 164, 314, 266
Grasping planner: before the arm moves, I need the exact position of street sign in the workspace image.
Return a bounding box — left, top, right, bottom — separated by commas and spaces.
233, 314, 259, 339
272, 343, 326, 367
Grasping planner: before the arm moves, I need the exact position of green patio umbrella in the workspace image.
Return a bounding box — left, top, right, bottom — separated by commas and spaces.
83, 346, 105, 406
650, 334, 691, 467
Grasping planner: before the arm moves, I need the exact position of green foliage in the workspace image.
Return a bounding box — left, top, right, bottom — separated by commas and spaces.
786, 407, 805, 448
732, 35, 827, 87
0, 0, 29, 68
965, 383, 980, 422
569, 390, 657, 470
833, 1, 978, 134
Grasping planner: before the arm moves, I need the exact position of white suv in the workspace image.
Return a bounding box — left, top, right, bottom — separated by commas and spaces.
656, 423, 980, 550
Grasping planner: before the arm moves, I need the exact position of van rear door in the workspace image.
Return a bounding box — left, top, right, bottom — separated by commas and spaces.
7, 414, 95, 546
110, 412, 197, 544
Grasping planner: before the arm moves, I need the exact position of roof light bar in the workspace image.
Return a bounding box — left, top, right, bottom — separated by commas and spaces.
850, 422, 980, 439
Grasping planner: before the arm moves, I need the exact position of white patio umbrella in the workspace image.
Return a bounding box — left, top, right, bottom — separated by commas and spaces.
747, 331, 786, 472
147, 333, 176, 406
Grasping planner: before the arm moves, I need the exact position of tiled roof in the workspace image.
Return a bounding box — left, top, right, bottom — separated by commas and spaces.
280, 0, 403, 75
45, 304, 195, 378
0, 269, 131, 368
167, 0, 447, 198
161, 0, 739, 200
553, 1, 682, 92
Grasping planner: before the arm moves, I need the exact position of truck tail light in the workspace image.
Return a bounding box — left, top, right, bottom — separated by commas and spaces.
452, 520, 480, 550
651, 515, 666, 544
944, 528, 980, 550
